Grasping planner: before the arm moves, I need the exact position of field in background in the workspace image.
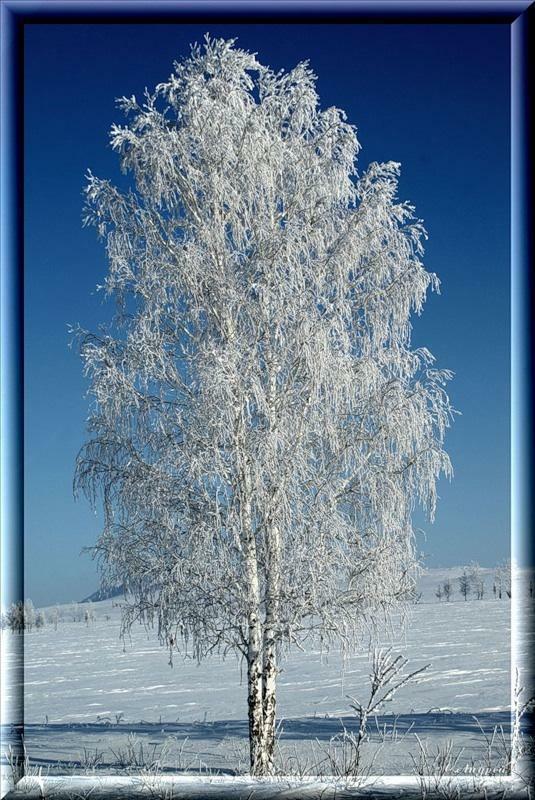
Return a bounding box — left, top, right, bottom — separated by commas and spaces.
2, 566, 527, 783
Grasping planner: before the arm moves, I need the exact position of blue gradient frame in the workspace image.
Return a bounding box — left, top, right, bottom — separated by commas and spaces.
511, 10, 534, 573
1, 1, 533, 796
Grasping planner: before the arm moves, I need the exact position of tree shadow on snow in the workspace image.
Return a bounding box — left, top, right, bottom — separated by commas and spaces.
3, 711, 512, 746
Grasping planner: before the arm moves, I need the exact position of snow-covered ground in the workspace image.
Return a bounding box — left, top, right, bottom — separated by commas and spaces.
2, 567, 533, 788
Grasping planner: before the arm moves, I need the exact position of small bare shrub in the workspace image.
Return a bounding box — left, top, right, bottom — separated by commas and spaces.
322, 647, 429, 777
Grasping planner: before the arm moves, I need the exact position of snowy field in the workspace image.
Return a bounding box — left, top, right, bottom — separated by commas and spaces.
2, 567, 533, 787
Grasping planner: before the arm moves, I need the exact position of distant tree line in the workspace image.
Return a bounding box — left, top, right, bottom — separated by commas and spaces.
1, 599, 97, 632
435, 560, 514, 602
0, 600, 44, 632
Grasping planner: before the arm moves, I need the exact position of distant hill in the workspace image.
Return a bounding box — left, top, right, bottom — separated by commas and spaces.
81, 585, 125, 603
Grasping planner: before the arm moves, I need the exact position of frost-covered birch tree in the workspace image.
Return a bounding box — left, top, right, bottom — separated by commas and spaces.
75, 36, 453, 775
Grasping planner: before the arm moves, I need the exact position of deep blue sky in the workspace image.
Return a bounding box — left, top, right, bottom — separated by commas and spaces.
24, 23, 510, 606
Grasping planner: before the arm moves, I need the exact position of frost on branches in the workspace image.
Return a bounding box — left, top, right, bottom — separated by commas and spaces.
75, 36, 453, 775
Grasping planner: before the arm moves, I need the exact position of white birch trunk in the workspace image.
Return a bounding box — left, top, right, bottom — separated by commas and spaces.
243, 500, 266, 774
260, 356, 281, 773
261, 523, 281, 773
238, 414, 267, 775
245, 572, 264, 774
